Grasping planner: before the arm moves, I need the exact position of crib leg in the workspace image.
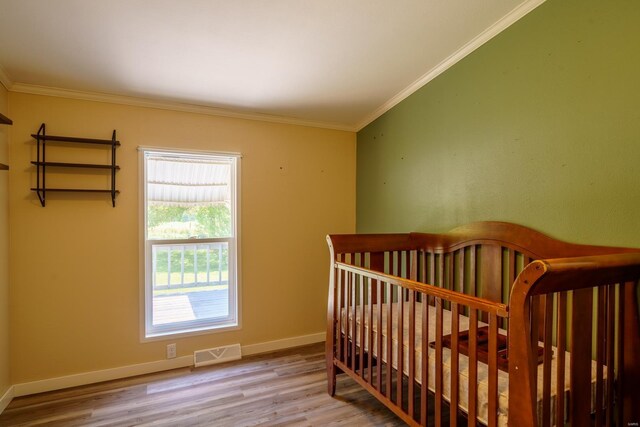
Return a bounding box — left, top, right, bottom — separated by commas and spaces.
326, 338, 337, 396
327, 364, 337, 396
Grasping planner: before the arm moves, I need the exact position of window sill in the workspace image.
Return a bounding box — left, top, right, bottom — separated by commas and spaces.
141, 322, 241, 343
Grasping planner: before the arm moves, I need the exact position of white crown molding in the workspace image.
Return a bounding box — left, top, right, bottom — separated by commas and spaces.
9, 83, 356, 132
355, 0, 547, 131
0, 63, 13, 91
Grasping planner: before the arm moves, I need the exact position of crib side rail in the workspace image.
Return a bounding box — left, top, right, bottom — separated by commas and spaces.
338, 262, 508, 316
330, 260, 508, 427
508, 253, 640, 427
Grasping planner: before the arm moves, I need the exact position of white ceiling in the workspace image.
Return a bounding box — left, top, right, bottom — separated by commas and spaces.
0, 0, 543, 130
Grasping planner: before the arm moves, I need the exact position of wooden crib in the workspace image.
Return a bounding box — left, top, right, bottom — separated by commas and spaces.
326, 222, 639, 426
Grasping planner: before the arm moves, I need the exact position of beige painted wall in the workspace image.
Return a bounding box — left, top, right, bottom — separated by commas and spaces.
0, 85, 10, 397
8, 92, 355, 384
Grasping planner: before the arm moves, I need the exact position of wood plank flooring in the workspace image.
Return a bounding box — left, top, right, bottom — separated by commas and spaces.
0, 343, 405, 426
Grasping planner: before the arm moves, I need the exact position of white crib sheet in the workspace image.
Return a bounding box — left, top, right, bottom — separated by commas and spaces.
340, 302, 602, 427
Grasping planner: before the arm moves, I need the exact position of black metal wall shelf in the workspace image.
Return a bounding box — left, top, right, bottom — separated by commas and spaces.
31, 123, 120, 207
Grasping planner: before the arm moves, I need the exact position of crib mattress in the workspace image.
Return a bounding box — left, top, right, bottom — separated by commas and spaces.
340, 302, 602, 427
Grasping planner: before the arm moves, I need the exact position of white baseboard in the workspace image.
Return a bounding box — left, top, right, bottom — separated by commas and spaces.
0, 385, 14, 415
242, 332, 325, 356
13, 355, 193, 397
12, 332, 325, 398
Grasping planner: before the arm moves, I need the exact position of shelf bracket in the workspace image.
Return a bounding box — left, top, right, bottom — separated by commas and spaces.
111, 129, 117, 207
35, 123, 46, 207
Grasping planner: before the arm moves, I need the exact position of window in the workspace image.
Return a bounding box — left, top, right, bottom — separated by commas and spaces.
141, 148, 240, 338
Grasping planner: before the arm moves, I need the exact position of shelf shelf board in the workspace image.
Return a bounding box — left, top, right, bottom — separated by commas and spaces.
0, 163, 8, 170
0, 113, 12, 125
31, 188, 120, 194
31, 161, 120, 170
30, 134, 120, 146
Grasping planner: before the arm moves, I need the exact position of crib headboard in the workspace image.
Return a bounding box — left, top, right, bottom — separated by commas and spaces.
329, 221, 638, 305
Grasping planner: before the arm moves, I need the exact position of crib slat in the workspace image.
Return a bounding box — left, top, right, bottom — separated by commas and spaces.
370, 252, 384, 304
542, 295, 553, 427
359, 274, 365, 379
595, 286, 606, 427
351, 272, 357, 371
410, 250, 418, 281
343, 271, 349, 366
386, 282, 393, 399
337, 267, 343, 363
469, 246, 477, 297
555, 292, 567, 427
480, 245, 500, 324
605, 285, 615, 427
376, 279, 383, 392
457, 249, 465, 294
421, 294, 429, 427
402, 250, 407, 278
468, 309, 478, 425
397, 287, 404, 407
448, 250, 454, 291
368, 277, 374, 385
435, 297, 443, 426
450, 302, 460, 427
392, 251, 398, 277
570, 288, 593, 426
442, 253, 450, 311
488, 313, 498, 427
408, 290, 415, 419
615, 284, 625, 427
429, 252, 435, 287
481, 245, 501, 303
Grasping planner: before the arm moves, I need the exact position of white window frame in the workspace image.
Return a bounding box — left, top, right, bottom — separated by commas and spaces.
138, 147, 241, 340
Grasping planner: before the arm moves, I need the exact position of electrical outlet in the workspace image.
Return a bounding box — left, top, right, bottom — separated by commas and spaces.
166, 343, 177, 359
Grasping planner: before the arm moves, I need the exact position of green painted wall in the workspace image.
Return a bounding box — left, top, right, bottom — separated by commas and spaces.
357, 0, 640, 247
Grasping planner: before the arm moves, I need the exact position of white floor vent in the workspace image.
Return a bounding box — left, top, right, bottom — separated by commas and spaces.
194, 344, 242, 368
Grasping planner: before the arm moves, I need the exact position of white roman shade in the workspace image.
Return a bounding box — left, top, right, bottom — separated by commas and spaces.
146, 154, 231, 206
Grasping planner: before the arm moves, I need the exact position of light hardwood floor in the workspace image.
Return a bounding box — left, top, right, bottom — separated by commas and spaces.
0, 343, 406, 426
